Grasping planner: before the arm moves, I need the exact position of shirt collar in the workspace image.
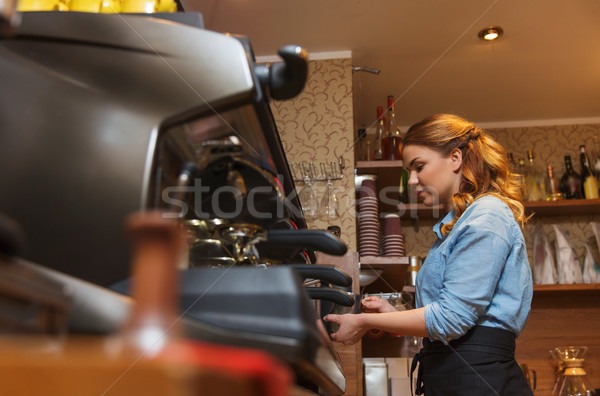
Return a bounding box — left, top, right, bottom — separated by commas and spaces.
433, 208, 456, 239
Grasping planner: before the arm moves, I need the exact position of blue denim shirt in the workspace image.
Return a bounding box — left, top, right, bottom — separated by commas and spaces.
415, 195, 532, 343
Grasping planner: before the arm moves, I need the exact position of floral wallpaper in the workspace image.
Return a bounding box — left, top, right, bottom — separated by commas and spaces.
401, 123, 600, 268
270, 58, 357, 252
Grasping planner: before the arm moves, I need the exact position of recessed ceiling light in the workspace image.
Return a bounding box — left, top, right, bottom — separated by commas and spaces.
478, 26, 503, 41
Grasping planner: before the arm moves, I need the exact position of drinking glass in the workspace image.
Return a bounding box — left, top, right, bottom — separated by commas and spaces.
298, 174, 317, 219
320, 179, 339, 220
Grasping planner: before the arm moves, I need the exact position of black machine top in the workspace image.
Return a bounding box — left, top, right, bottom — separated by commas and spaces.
0, 12, 309, 284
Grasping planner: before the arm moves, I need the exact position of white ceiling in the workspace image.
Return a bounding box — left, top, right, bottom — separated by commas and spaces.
183, 0, 600, 130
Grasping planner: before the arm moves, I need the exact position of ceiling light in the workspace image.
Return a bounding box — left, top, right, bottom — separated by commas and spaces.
478, 26, 503, 41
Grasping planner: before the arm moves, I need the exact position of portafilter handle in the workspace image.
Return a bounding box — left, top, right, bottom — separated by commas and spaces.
305, 286, 355, 307
289, 264, 352, 288
266, 229, 347, 256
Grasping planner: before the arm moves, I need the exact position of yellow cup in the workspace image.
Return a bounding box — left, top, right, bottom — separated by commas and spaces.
120, 0, 156, 13
68, 0, 100, 12
99, 0, 120, 13
17, 0, 68, 11
156, 0, 176, 12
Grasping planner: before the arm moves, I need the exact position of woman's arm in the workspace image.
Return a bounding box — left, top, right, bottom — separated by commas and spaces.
324, 307, 428, 345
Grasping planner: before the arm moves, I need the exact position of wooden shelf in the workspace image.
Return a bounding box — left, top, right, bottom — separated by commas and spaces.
359, 256, 409, 265
524, 198, 600, 217
395, 199, 600, 219
355, 160, 403, 171
397, 203, 445, 219
359, 256, 408, 294
532, 283, 600, 292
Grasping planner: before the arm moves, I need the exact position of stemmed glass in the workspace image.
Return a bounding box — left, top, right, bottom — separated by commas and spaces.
319, 162, 339, 220
298, 164, 317, 220
320, 179, 339, 219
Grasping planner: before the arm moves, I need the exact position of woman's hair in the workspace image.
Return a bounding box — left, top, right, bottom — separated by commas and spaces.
404, 113, 527, 234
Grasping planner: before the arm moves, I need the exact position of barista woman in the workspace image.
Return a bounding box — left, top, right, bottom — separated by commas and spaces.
324, 114, 533, 395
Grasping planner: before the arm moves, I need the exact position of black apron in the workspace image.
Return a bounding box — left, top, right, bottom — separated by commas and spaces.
410, 326, 533, 396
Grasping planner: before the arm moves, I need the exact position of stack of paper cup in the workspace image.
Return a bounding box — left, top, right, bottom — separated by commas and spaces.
358, 179, 379, 257
383, 214, 404, 257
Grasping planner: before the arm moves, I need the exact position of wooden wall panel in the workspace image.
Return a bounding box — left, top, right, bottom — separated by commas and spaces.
516, 290, 600, 395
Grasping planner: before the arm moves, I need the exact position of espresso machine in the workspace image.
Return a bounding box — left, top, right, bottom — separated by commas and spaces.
0, 11, 351, 395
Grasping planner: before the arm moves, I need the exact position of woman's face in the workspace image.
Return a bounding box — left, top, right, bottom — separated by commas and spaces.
402, 145, 463, 207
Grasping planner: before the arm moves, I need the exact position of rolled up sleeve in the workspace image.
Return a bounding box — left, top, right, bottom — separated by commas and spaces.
424, 215, 512, 343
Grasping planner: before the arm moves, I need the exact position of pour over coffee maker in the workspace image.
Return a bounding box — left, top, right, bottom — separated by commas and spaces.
551, 346, 596, 396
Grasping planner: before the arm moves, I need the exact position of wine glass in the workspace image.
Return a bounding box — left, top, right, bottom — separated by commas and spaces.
320, 179, 339, 220
298, 166, 317, 219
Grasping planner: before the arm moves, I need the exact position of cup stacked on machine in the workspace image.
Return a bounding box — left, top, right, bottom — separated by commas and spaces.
358, 179, 380, 257
383, 214, 404, 257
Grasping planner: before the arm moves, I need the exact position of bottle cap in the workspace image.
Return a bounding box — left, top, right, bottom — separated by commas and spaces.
527, 149, 534, 159
387, 95, 394, 109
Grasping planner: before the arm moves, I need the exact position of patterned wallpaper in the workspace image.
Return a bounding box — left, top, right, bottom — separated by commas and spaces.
270, 58, 357, 252
401, 122, 600, 267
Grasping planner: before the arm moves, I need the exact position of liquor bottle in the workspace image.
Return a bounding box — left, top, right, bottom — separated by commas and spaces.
524, 150, 546, 201
559, 155, 583, 199
516, 158, 527, 200
364, 139, 373, 161
373, 106, 384, 160
507, 153, 516, 171
544, 166, 563, 201
508, 153, 525, 199
517, 157, 527, 174
381, 95, 402, 160
398, 167, 410, 203
356, 128, 367, 161
593, 136, 600, 176
579, 145, 599, 199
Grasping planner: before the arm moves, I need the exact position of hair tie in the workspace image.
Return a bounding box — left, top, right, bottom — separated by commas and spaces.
468, 127, 482, 141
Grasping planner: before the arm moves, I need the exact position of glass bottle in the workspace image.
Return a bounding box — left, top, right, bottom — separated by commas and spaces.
507, 153, 525, 199
545, 166, 563, 201
356, 128, 367, 161
398, 167, 410, 203
507, 153, 516, 171
579, 145, 599, 199
364, 139, 373, 161
559, 155, 583, 199
517, 158, 528, 200
381, 95, 402, 160
593, 136, 600, 176
524, 150, 546, 201
373, 106, 384, 160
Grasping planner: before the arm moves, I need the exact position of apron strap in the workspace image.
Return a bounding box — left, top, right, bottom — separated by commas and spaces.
410, 348, 425, 395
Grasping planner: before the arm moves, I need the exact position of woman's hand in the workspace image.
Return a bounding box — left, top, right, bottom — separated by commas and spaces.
323, 313, 367, 345
361, 296, 397, 313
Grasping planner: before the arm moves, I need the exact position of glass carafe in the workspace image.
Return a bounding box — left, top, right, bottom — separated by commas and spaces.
552, 346, 596, 396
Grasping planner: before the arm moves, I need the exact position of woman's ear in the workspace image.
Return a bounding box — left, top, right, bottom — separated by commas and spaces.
448, 148, 463, 173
